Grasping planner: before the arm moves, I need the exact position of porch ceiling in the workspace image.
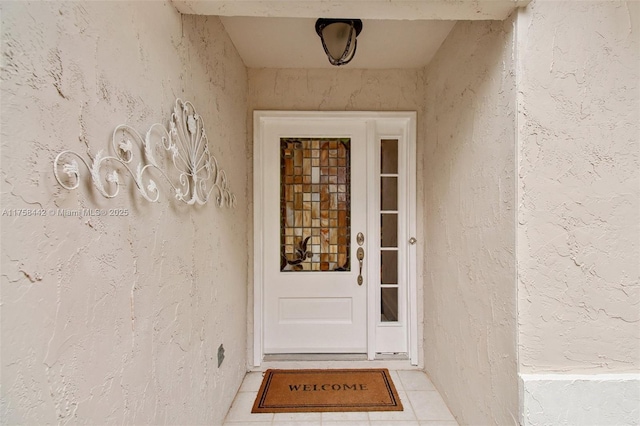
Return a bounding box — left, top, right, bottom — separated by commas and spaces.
172, 0, 529, 69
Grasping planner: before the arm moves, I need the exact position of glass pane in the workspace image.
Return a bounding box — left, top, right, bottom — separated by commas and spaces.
380, 177, 397, 211
381, 250, 397, 284
321, 23, 354, 60
381, 139, 398, 174
381, 287, 398, 322
381, 214, 398, 247
280, 138, 351, 272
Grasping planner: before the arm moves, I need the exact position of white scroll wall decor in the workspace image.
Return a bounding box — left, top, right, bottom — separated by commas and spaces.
54, 99, 236, 207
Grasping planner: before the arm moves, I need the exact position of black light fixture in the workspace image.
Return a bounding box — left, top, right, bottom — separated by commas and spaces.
315, 19, 363, 66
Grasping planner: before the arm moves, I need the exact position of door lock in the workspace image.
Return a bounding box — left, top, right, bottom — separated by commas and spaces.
409, 237, 417, 245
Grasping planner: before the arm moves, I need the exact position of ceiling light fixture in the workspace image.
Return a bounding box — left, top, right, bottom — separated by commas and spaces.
315, 18, 363, 66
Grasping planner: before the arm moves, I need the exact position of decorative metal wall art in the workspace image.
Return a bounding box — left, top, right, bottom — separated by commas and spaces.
54, 99, 235, 207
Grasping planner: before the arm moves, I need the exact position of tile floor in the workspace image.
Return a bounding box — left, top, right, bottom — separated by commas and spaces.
223, 370, 459, 425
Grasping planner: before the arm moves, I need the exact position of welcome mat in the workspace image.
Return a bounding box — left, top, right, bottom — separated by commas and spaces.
251, 368, 403, 413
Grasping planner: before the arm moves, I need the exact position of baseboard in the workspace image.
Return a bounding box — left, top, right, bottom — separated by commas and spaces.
519, 373, 640, 426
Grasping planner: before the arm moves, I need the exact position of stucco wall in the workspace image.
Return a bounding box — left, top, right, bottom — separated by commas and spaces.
1, 2, 248, 424
249, 69, 425, 112
247, 68, 426, 366
517, 0, 640, 374
422, 18, 518, 425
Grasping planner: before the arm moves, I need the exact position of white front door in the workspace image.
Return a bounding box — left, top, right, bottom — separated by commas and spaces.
254, 112, 417, 362
261, 118, 367, 353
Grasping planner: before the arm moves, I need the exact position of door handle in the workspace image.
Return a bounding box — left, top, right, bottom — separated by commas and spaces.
356, 232, 364, 285
357, 247, 364, 285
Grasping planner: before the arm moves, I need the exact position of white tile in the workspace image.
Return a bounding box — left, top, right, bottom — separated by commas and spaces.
397, 371, 436, 391
224, 371, 458, 426
273, 411, 322, 422
224, 391, 274, 423
321, 411, 369, 421
240, 371, 267, 392
388, 370, 404, 390
406, 391, 456, 422
368, 391, 417, 422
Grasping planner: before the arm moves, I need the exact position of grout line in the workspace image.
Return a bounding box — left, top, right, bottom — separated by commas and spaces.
395, 370, 406, 390
400, 389, 418, 422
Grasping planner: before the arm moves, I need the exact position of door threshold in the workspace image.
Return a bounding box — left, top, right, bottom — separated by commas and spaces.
375, 353, 411, 361
252, 353, 418, 372
264, 353, 368, 362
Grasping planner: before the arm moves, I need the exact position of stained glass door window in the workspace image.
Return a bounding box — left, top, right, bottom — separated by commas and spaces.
280, 138, 351, 272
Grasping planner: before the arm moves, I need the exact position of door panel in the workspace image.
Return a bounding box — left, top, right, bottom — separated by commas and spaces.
262, 119, 368, 353
278, 297, 353, 324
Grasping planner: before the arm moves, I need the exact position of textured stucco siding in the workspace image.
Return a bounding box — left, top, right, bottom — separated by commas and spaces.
248, 69, 425, 112
1, 2, 248, 424
516, 1, 640, 374
422, 18, 518, 425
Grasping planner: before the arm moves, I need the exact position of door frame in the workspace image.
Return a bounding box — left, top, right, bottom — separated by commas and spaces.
253, 111, 417, 366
